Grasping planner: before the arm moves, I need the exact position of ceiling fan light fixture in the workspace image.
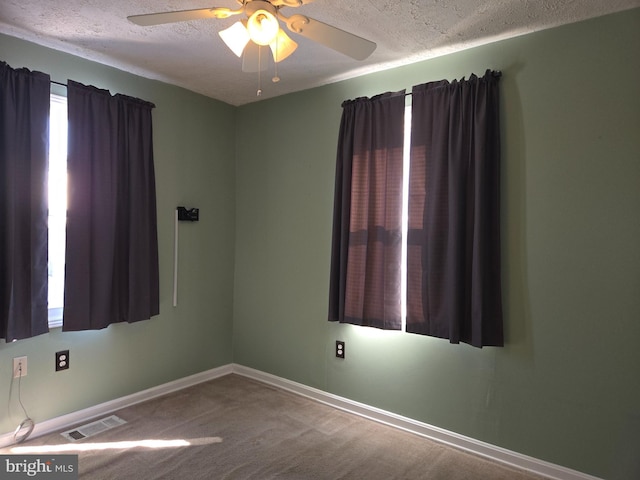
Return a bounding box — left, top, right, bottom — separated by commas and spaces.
247, 9, 279, 46
269, 29, 298, 63
219, 21, 250, 57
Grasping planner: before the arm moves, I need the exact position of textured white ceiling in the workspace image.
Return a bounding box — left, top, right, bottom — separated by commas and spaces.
1, 0, 639, 105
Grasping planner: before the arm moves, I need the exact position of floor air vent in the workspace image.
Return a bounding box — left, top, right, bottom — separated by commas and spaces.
61, 415, 127, 441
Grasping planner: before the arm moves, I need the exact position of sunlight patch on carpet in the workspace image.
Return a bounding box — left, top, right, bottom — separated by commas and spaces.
10, 437, 223, 454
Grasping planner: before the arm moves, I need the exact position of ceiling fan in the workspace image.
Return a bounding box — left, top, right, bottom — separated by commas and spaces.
128, 0, 377, 74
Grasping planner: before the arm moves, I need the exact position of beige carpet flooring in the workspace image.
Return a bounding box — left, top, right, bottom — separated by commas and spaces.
2, 374, 551, 479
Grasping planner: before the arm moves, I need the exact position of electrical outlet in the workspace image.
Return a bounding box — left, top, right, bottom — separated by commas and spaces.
13, 356, 27, 378
56, 350, 70, 371
336, 341, 345, 359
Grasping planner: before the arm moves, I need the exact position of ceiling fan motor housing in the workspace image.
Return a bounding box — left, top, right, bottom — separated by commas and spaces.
244, 1, 278, 17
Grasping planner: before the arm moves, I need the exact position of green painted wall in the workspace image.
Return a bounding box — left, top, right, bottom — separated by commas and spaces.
0, 35, 236, 431
233, 9, 640, 480
1, 8, 639, 480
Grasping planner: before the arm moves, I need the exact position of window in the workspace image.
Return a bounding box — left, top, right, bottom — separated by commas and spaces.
329, 72, 503, 347
48, 94, 67, 328
400, 101, 411, 330
1, 70, 158, 339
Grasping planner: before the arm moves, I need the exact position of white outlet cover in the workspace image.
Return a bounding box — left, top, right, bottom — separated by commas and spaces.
13, 356, 27, 377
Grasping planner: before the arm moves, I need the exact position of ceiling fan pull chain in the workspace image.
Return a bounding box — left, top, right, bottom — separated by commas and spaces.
273, 31, 280, 83
257, 46, 263, 96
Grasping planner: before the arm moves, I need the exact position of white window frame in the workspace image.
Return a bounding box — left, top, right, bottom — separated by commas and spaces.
400, 101, 411, 331
48, 93, 67, 329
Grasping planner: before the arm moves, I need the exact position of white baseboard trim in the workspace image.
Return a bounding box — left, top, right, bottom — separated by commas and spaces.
0, 364, 232, 449
1, 363, 601, 480
232, 364, 603, 480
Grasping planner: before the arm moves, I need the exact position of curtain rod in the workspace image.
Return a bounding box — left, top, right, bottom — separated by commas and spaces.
404, 70, 503, 96
52, 71, 502, 94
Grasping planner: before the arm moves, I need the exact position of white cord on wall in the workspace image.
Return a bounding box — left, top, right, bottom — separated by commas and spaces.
173, 208, 179, 307
11, 363, 34, 444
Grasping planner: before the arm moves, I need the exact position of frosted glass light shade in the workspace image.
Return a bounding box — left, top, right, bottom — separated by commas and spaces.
219, 21, 250, 57
269, 29, 297, 62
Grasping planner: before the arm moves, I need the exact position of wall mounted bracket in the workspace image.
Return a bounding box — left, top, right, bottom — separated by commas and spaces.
174, 206, 199, 307
177, 206, 199, 222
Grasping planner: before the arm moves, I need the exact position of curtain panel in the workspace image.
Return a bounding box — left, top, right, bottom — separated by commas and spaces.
407, 70, 503, 347
328, 91, 406, 330
0, 62, 50, 341
63, 81, 159, 331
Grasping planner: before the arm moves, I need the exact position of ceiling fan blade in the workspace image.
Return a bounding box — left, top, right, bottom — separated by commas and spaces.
242, 43, 270, 73
128, 7, 241, 27
279, 13, 376, 60
270, 0, 315, 7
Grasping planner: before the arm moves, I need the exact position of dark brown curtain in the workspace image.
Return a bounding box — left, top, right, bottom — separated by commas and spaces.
328, 91, 405, 329
63, 80, 159, 331
406, 70, 503, 347
0, 62, 50, 341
